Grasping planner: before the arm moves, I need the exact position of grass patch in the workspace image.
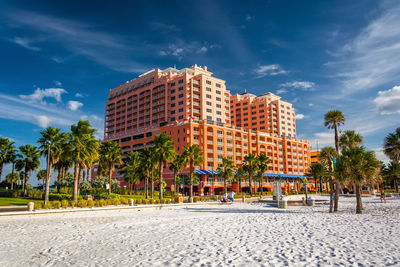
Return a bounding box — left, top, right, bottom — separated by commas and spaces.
0, 197, 40, 206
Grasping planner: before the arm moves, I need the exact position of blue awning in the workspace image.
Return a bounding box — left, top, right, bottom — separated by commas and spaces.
195, 170, 220, 175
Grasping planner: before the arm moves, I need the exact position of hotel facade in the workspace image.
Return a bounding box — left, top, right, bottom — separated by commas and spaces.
102, 65, 311, 194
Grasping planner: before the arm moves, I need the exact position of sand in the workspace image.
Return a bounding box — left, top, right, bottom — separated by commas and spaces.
0, 196, 399, 266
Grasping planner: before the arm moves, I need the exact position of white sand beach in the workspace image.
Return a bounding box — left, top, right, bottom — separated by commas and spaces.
1, 196, 399, 266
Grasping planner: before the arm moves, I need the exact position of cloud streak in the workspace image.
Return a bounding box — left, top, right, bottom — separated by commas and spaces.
254, 64, 287, 78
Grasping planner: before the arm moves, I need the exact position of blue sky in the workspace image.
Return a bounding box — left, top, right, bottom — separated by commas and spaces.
1, 0, 400, 182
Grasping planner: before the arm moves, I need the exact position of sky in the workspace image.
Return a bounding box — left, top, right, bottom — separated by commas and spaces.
1, 0, 400, 183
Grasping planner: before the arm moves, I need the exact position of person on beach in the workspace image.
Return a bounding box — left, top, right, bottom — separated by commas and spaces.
229, 190, 235, 202
380, 189, 386, 203
221, 192, 228, 202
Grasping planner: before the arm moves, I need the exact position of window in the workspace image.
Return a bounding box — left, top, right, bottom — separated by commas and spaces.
244, 123, 248, 126
260, 126, 265, 130
260, 115, 265, 118
170, 82, 175, 87
171, 96, 175, 100
179, 108, 183, 112
217, 118, 222, 122
216, 90, 221, 95
243, 102, 248, 105
259, 104, 264, 108
216, 111, 222, 115
206, 101, 212, 106
243, 107, 248, 110
179, 94, 183, 98
171, 110, 175, 114
207, 115, 212, 120
178, 101, 183, 105
252, 111, 256, 115
171, 89, 175, 94
216, 97, 221, 101
179, 86, 184, 91
206, 94, 212, 99
244, 118, 248, 121
178, 79, 183, 84
216, 83, 221, 88
252, 122, 257, 125
260, 110, 265, 113
206, 87, 211, 92
260, 121, 265, 124
170, 117, 175, 121
244, 113, 248, 116
252, 117, 256, 120
206, 80, 211, 85
217, 104, 221, 108
207, 108, 212, 113
171, 103, 175, 107
178, 115, 183, 119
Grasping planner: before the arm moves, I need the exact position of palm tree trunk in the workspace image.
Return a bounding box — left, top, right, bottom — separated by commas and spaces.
72, 162, 79, 202
44, 162, 52, 205
173, 170, 177, 197
328, 162, 334, 213
356, 184, 362, 214
260, 175, 264, 196
159, 160, 163, 201
224, 176, 227, 194
108, 169, 112, 195
395, 178, 399, 193
314, 177, 317, 193
189, 160, 194, 203
320, 178, 323, 193
334, 181, 340, 212
249, 174, 252, 195
11, 181, 14, 190
151, 168, 154, 199
145, 175, 148, 199
24, 166, 28, 196
0, 162, 3, 180
78, 166, 82, 196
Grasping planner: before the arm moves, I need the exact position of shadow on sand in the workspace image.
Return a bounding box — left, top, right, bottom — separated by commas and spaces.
184, 206, 305, 214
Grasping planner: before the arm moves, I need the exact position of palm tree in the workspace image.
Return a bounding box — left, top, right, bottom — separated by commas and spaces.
324, 110, 346, 153
37, 127, 65, 204
384, 128, 400, 191
6, 172, 19, 190
36, 169, 47, 191
139, 148, 152, 199
153, 133, 176, 200
306, 163, 327, 193
182, 144, 204, 203
169, 153, 185, 197
385, 162, 400, 192
256, 153, 270, 196
99, 141, 123, 195
217, 157, 235, 194
70, 120, 99, 201
15, 144, 40, 194
339, 130, 363, 151
319, 146, 337, 213
236, 166, 246, 193
147, 147, 159, 199
0, 138, 16, 180
336, 146, 380, 214
243, 154, 258, 194
120, 151, 142, 193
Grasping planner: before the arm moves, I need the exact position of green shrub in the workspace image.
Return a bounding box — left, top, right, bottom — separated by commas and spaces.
155, 199, 160, 204
69, 201, 76, 208
99, 199, 106, 207
78, 200, 88, 208
34, 202, 42, 210
87, 200, 95, 207
43, 203, 51, 209
49, 193, 72, 201
120, 198, 129, 205
112, 199, 120, 206
51, 201, 61, 209
149, 199, 155, 204
193, 196, 200, 203
161, 198, 169, 204
61, 200, 69, 208
106, 199, 113, 206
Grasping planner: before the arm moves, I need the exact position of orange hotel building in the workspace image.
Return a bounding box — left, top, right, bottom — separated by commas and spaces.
101, 65, 311, 194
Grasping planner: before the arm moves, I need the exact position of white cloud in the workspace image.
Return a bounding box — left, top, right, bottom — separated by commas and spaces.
67, 100, 83, 111
34, 115, 51, 128
245, 14, 254, 21
295, 114, 305, 120
374, 85, 400, 114
308, 103, 314, 107
19, 88, 67, 103
309, 132, 335, 150
254, 64, 287, 78
276, 88, 287, 94
11, 37, 41, 51
54, 80, 62, 87
197, 46, 208, 54
373, 147, 389, 163
280, 81, 315, 90
329, 2, 400, 92
75, 93, 84, 98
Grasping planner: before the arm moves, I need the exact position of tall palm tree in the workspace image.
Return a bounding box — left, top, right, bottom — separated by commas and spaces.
336, 146, 380, 214
319, 146, 337, 213
0, 138, 16, 180
36, 169, 47, 191
37, 127, 65, 204
243, 154, 258, 194
6, 172, 19, 190
182, 144, 204, 203
169, 152, 185, 197
70, 120, 99, 201
384, 128, 400, 192
153, 133, 176, 200
120, 151, 142, 193
99, 141, 123, 195
236, 166, 246, 193
306, 163, 327, 193
324, 110, 346, 153
217, 157, 235, 194
256, 153, 270, 196
15, 144, 40, 194
339, 130, 363, 151
139, 148, 152, 199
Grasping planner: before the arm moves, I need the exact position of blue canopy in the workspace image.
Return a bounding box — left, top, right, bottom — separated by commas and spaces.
196, 170, 220, 175
263, 173, 306, 179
